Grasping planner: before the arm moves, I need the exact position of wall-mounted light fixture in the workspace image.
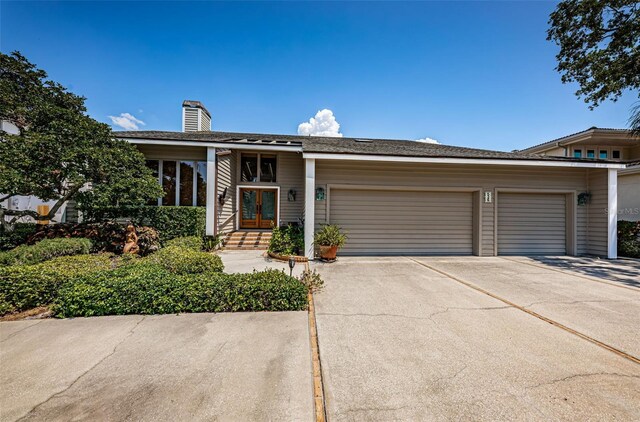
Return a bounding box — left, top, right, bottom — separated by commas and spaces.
577, 192, 591, 206
315, 187, 325, 201
288, 189, 296, 202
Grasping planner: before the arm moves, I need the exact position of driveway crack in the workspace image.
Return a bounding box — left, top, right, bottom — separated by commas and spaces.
526, 372, 640, 389
16, 315, 147, 421
0, 320, 44, 343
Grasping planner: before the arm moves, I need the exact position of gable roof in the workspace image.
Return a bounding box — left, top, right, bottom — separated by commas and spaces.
114, 130, 622, 165
519, 127, 637, 153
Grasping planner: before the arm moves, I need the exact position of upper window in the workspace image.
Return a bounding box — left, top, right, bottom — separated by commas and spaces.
612, 150, 621, 159
241, 153, 277, 183
599, 150, 608, 159
240, 154, 258, 182
587, 149, 595, 159
573, 149, 582, 158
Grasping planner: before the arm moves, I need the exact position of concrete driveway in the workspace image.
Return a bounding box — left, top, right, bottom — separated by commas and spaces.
1, 313, 313, 422
313, 256, 640, 421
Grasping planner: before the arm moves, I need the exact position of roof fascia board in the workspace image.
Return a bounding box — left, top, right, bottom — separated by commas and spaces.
119, 138, 302, 152
302, 152, 626, 169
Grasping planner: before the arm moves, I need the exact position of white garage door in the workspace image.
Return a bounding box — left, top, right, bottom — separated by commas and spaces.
497, 193, 566, 255
329, 189, 474, 255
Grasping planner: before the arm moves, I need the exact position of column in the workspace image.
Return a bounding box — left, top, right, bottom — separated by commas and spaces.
304, 158, 316, 260
607, 168, 618, 259
205, 147, 217, 236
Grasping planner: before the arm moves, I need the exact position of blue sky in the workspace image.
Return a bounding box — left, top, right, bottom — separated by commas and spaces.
1, 1, 634, 151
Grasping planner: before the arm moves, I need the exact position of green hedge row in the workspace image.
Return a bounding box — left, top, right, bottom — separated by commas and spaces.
0, 238, 92, 266
618, 220, 640, 258
0, 254, 114, 314
54, 267, 308, 317
144, 245, 223, 275
83, 206, 206, 242
0, 224, 37, 251
164, 236, 204, 251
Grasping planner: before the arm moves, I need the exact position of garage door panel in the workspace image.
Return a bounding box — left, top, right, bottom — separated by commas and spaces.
330, 189, 473, 255
498, 193, 566, 255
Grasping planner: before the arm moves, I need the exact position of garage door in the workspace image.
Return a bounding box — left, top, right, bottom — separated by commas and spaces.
497, 193, 566, 255
329, 189, 474, 255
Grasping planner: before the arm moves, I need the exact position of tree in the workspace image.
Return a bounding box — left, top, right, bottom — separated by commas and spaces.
547, 0, 640, 131
0, 51, 163, 231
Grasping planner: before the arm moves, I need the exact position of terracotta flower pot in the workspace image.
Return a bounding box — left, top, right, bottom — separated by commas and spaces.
319, 245, 338, 260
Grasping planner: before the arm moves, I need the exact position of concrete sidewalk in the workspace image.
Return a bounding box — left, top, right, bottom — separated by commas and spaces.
1, 313, 313, 422
313, 257, 640, 421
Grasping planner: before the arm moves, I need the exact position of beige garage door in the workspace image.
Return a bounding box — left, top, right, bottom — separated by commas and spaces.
497, 193, 566, 255
329, 189, 474, 255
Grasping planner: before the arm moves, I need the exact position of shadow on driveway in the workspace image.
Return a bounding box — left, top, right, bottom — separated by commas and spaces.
524, 256, 640, 289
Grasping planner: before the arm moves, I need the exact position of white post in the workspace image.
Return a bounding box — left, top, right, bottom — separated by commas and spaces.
205, 147, 217, 236
607, 168, 618, 259
305, 158, 316, 260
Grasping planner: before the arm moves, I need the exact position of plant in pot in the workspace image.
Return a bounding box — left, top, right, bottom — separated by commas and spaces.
314, 224, 347, 261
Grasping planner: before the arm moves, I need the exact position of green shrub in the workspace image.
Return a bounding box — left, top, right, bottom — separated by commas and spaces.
82, 205, 206, 242
0, 223, 37, 251
618, 220, 640, 258
0, 254, 113, 314
145, 246, 223, 275
1, 238, 92, 266
53, 267, 308, 318
165, 236, 203, 251
27, 222, 160, 256
269, 225, 304, 255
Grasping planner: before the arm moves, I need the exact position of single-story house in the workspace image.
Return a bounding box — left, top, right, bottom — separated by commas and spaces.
519, 127, 640, 222
113, 101, 625, 260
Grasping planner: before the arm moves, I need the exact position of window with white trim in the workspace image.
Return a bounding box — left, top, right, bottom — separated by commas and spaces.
145, 159, 207, 206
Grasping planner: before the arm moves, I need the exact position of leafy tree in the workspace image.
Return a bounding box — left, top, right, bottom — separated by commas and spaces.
547, 0, 639, 130
0, 51, 162, 231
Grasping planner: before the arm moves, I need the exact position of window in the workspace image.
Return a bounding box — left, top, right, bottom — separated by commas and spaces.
240, 154, 258, 182
196, 162, 207, 206
145, 159, 207, 207
260, 155, 277, 182
179, 161, 195, 206
587, 149, 595, 159
599, 150, 608, 159
573, 149, 582, 158
240, 153, 277, 183
612, 150, 621, 159
162, 161, 177, 205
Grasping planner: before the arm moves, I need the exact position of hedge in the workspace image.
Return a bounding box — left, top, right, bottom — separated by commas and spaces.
164, 236, 204, 251
0, 254, 114, 314
53, 267, 308, 317
0, 238, 92, 266
0, 223, 37, 251
27, 222, 160, 256
618, 220, 640, 258
82, 206, 206, 242
144, 245, 223, 275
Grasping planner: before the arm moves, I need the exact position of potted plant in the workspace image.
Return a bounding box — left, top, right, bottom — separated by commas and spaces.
314, 224, 347, 261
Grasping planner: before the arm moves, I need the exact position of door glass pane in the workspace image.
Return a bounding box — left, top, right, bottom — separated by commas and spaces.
162, 161, 177, 206
242, 190, 257, 219
179, 161, 194, 206
240, 154, 258, 182
260, 155, 277, 182
261, 190, 276, 220
196, 162, 207, 206
145, 160, 159, 205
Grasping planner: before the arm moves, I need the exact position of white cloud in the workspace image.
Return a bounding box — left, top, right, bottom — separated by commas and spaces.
297, 109, 343, 137
414, 137, 439, 144
108, 113, 145, 131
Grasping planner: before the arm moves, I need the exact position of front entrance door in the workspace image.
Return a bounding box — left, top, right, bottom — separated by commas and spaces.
240, 188, 278, 229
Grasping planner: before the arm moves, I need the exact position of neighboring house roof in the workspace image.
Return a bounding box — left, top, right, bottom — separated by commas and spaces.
114, 130, 624, 165
519, 127, 637, 153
